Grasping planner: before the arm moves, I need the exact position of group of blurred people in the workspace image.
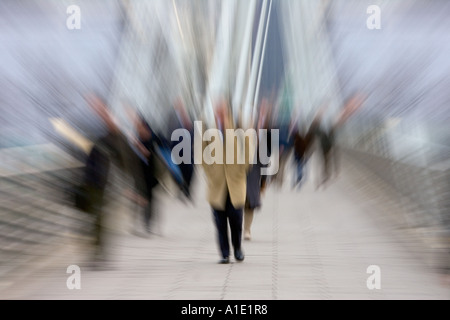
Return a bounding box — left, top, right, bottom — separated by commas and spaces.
275, 94, 366, 191
76, 91, 364, 267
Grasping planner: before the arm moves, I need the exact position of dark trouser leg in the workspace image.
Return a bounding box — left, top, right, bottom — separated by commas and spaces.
182, 163, 194, 187
226, 196, 243, 253
213, 208, 230, 259
88, 187, 104, 259
323, 150, 331, 184
143, 194, 152, 232
333, 147, 340, 178
299, 161, 304, 183
94, 209, 103, 254
295, 157, 304, 185
179, 164, 194, 197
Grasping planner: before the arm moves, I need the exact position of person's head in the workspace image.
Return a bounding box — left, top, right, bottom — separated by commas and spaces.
344, 93, 367, 114
136, 115, 152, 141
86, 92, 119, 134
256, 98, 270, 129
214, 98, 231, 130
86, 92, 106, 106
174, 97, 184, 112
336, 92, 367, 125
174, 97, 192, 128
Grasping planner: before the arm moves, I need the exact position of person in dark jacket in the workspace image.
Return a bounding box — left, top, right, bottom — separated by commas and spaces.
292, 124, 314, 189
167, 98, 194, 200
83, 94, 148, 265
133, 115, 159, 234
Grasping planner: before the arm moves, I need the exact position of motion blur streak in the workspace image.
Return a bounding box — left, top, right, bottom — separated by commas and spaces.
0, 0, 449, 300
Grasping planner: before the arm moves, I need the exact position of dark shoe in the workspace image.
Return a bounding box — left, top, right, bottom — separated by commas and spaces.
218, 257, 230, 264
234, 249, 245, 262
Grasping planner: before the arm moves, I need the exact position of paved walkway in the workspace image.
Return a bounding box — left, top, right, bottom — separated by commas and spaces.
1, 156, 449, 300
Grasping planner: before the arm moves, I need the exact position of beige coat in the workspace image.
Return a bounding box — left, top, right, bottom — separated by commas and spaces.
201, 125, 255, 210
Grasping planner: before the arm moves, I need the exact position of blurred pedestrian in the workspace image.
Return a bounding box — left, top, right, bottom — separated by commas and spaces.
271, 114, 294, 188
292, 123, 314, 189
200, 99, 254, 264
167, 98, 195, 201
83, 93, 148, 266
129, 111, 159, 234
312, 94, 366, 189
243, 100, 270, 241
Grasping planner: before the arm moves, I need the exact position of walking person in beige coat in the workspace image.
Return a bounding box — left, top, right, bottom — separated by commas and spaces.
200, 99, 255, 264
